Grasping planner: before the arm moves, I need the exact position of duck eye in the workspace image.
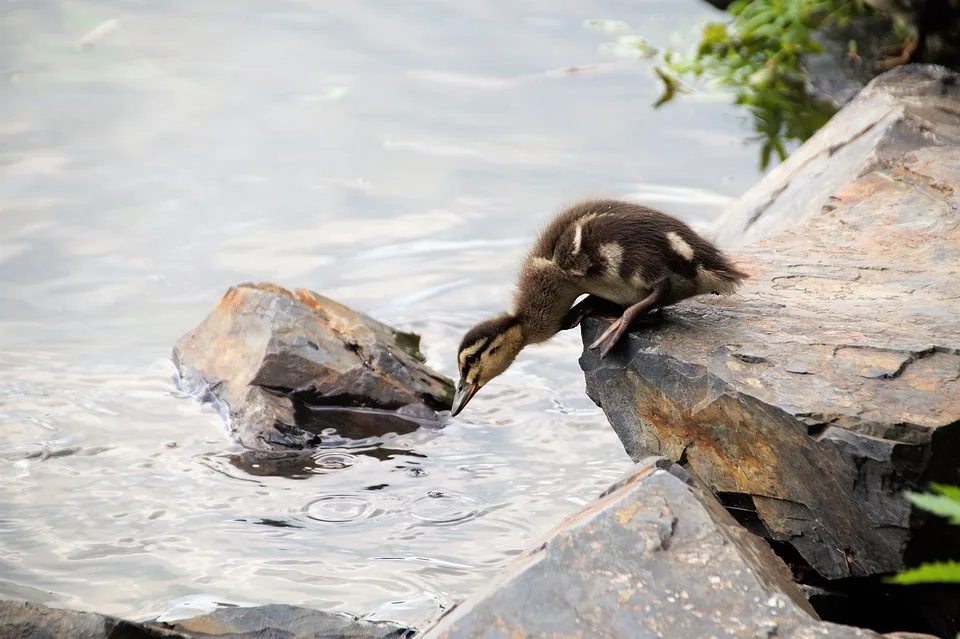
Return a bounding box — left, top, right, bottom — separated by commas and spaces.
465, 353, 479, 366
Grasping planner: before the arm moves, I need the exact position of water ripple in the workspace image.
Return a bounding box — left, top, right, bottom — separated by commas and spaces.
310, 451, 359, 473
409, 490, 478, 526
0, 0, 751, 621
299, 493, 385, 525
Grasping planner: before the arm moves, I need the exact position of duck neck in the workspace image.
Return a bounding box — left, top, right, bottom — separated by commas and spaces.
512, 266, 580, 345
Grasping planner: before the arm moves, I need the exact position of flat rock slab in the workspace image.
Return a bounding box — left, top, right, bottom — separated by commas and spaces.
0, 600, 412, 639
0, 600, 188, 639
420, 458, 924, 639
714, 65, 960, 248
580, 145, 960, 634
150, 604, 413, 639
173, 282, 454, 451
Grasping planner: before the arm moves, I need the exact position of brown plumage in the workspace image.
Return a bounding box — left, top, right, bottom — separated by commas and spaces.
450, 198, 748, 416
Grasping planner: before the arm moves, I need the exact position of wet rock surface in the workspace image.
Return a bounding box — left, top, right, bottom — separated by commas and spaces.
580, 142, 960, 635
149, 604, 413, 639
0, 599, 413, 639
421, 458, 929, 639
173, 282, 454, 451
0, 600, 187, 639
714, 65, 960, 248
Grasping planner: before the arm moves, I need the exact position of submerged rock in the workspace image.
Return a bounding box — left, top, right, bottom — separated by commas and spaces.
173, 282, 454, 451
422, 458, 926, 639
150, 604, 413, 639
580, 119, 960, 633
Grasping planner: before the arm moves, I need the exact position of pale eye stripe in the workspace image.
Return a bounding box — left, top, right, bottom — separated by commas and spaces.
487, 332, 509, 352
460, 339, 488, 361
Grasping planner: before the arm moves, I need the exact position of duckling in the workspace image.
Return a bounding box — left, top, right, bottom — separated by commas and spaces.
450, 198, 747, 416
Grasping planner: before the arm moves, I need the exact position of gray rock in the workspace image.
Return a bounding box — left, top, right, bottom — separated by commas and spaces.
0, 599, 187, 639
713, 64, 960, 248
579, 144, 960, 635
149, 603, 413, 639
0, 599, 412, 639
802, 16, 903, 110
420, 458, 917, 639
172, 282, 454, 452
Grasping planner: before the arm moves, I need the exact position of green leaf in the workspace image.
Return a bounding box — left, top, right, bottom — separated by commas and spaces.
701, 22, 730, 46
627, 0, 867, 168
888, 561, 960, 585
728, 0, 753, 16
760, 141, 773, 171
748, 66, 774, 88
908, 491, 960, 525
931, 483, 960, 502
773, 136, 788, 162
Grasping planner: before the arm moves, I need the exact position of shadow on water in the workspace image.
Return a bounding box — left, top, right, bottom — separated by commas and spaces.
227, 443, 427, 481
0, 0, 765, 624
289, 402, 440, 440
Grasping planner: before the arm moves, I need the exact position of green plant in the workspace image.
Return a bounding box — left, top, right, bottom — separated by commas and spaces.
889, 483, 960, 586
652, 0, 877, 170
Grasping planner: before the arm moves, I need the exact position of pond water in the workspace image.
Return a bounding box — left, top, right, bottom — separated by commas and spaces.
0, 0, 764, 629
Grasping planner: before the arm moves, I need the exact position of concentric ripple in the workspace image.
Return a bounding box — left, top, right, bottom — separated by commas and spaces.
310, 451, 359, 473
409, 490, 479, 525
300, 493, 382, 525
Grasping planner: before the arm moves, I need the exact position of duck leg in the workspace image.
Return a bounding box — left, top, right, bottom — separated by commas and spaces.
560, 295, 621, 330
588, 278, 671, 358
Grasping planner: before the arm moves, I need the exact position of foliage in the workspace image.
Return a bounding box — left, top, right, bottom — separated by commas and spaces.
639, 0, 877, 170
889, 483, 960, 586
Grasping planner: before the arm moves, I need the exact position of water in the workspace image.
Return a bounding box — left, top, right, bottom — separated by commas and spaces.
0, 0, 764, 629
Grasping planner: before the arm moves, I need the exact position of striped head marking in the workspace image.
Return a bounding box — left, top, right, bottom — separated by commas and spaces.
451, 313, 525, 416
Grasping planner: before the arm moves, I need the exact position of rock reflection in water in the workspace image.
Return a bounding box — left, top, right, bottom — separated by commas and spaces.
290, 403, 440, 441
228, 443, 427, 480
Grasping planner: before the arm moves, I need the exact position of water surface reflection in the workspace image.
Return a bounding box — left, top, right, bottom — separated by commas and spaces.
0, 0, 762, 627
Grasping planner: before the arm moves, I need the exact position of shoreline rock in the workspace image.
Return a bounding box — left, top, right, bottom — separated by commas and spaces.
148, 604, 413, 639
0, 600, 187, 639
579, 65, 960, 637
172, 282, 454, 452
421, 458, 936, 639
713, 64, 960, 249
0, 600, 413, 639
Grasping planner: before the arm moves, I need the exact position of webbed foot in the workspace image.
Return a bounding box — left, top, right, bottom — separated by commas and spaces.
587, 280, 670, 358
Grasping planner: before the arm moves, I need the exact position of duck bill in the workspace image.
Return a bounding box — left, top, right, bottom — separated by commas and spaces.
450, 378, 480, 416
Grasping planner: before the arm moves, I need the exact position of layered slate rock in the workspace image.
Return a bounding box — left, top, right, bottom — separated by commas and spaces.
0, 600, 413, 639
580, 145, 960, 635
714, 65, 960, 248
421, 458, 932, 639
173, 282, 454, 451
0, 600, 187, 639
150, 604, 412, 639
